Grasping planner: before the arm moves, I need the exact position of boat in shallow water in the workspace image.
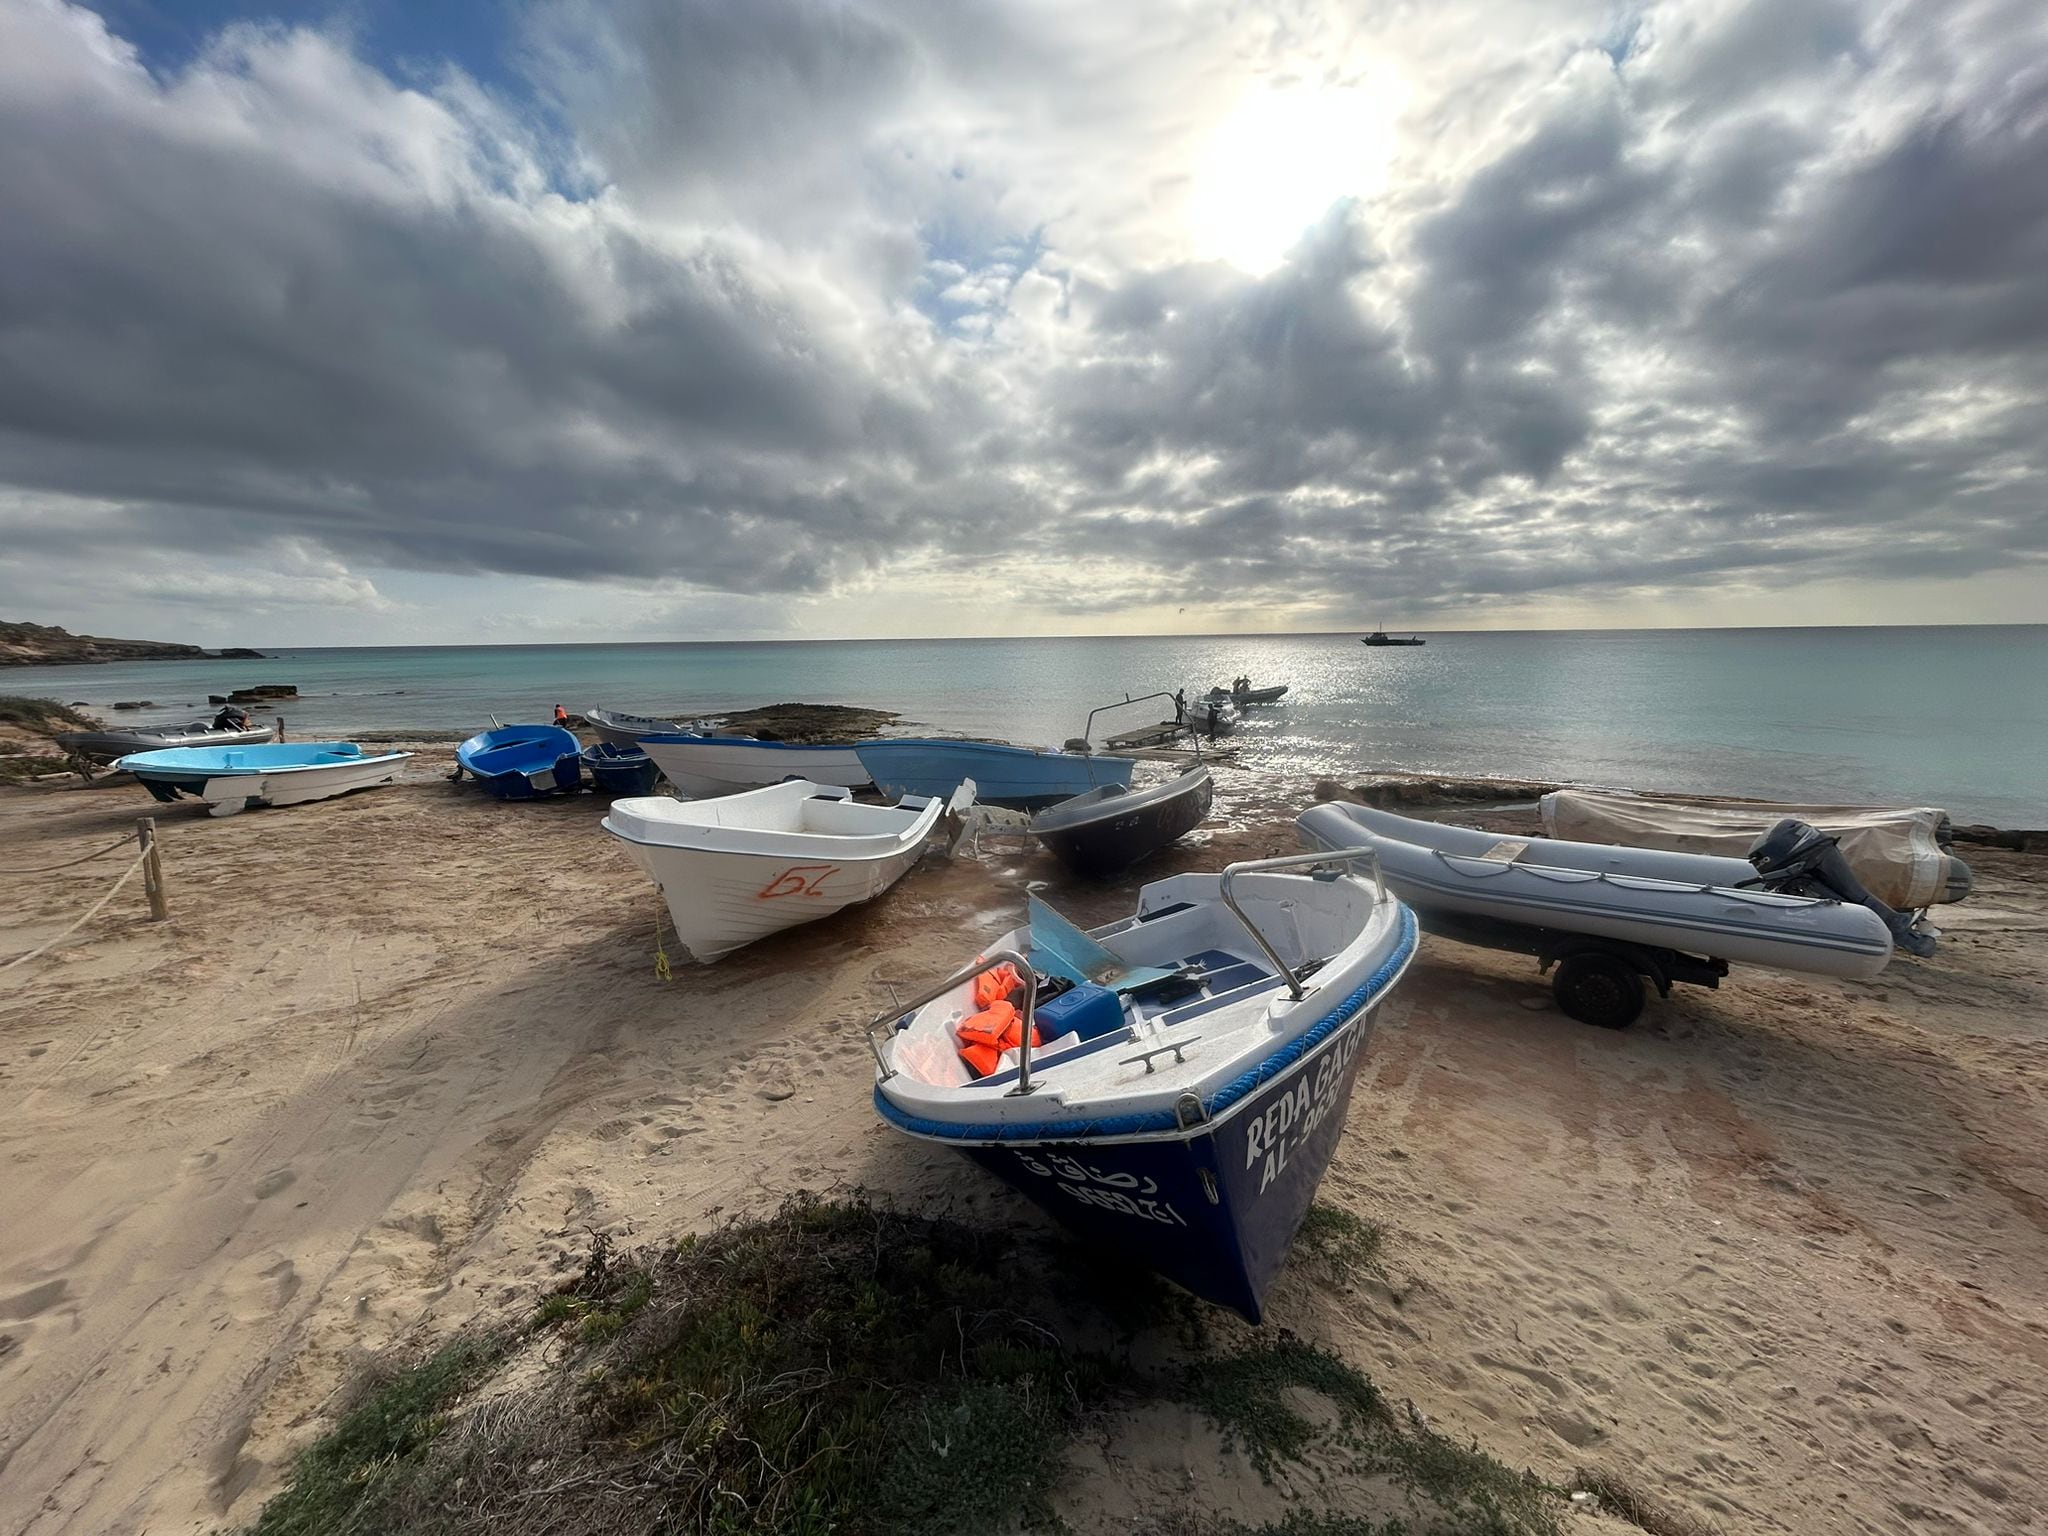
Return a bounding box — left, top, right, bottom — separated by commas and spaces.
1206, 683, 1289, 705
455, 725, 584, 800
603, 780, 959, 962
114, 742, 412, 816
855, 739, 1134, 812
581, 742, 661, 796
1030, 766, 1213, 878
636, 732, 870, 798
869, 853, 1418, 1322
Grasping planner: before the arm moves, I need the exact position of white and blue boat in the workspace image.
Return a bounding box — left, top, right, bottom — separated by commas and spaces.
869, 852, 1416, 1322
854, 739, 1135, 813
455, 725, 584, 800
581, 742, 661, 796
114, 742, 413, 817
635, 733, 871, 799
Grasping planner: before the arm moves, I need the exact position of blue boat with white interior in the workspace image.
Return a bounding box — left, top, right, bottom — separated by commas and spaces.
869, 852, 1417, 1322
455, 725, 584, 800
581, 741, 662, 796
853, 739, 1135, 813
114, 742, 413, 816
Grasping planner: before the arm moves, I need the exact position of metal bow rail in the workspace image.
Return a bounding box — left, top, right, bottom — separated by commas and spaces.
865, 947, 1042, 1095
1218, 849, 1386, 1000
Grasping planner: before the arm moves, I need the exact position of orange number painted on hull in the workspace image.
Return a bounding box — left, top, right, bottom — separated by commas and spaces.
757, 864, 839, 900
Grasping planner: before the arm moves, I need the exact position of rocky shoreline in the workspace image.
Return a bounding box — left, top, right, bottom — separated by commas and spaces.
0, 619, 261, 667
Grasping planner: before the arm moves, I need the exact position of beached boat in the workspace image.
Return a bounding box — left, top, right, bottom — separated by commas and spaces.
581, 742, 661, 796
56, 712, 273, 765
1538, 788, 1972, 910
868, 853, 1418, 1321
603, 780, 956, 962
1296, 802, 1925, 1026
1206, 683, 1289, 705
455, 725, 584, 800
1360, 628, 1425, 647
855, 739, 1134, 812
584, 707, 685, 750
635, 732, 871, 799
114, 742, 412, 816
1031, 766, 1213, 878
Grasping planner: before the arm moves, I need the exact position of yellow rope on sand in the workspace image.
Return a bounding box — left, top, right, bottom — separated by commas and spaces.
653, 906, 672, 983
0, 849, 150, 974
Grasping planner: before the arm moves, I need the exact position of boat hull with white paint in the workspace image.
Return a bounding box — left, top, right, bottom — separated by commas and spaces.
1296, 802, 1893, 978
636, 733, 871, 798
585, 708, 685, 749
602, 780, 948, 962
114, 742, 413, 817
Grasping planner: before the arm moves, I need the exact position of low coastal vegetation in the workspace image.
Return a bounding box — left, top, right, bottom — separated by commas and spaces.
0, 696, 94, 781
240, 1194, 1569, 1536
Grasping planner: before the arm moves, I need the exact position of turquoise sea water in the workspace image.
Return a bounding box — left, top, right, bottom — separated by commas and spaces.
8, 627, 2044, 826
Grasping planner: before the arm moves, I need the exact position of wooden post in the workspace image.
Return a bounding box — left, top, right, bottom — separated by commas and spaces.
136, 817, 168, 921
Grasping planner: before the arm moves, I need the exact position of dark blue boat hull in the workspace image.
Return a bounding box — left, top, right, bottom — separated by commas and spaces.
582, 745, 661, 796
952, 1001, 1379, 1322
470, 754, 583, 800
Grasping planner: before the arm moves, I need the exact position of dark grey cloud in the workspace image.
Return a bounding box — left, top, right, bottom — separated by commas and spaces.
0, 0, 2045, 631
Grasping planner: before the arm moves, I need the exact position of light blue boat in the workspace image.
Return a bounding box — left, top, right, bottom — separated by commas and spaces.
853, 739, 1134, 812
455, 725, 584, 800
115, 742, 413, 816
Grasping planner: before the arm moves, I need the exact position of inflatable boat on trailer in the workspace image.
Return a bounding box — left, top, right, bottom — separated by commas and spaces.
869, 853, 1419, 1322
1297, 803, 1931, 1027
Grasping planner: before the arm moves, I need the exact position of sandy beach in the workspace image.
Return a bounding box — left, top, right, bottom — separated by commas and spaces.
2, 752, 2045, 1534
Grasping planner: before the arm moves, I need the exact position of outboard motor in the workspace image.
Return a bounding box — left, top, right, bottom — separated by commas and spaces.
1748, 818, 1938, 958
211, 704, 251, 731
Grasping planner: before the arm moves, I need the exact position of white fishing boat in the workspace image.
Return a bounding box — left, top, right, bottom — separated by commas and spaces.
584, 707, 686, 749
602, 780, 965, 962
115, 742, 413, 817
635, 732, 871, 798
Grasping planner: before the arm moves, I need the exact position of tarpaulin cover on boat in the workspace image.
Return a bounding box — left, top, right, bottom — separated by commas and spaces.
1538, 788, 1969, 910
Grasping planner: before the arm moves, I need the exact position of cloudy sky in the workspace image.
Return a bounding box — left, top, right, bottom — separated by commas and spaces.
2, 0, 2044, 644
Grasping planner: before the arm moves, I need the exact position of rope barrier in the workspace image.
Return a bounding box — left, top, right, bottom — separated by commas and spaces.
0, 849, 150, 974
0, 832, 139, 877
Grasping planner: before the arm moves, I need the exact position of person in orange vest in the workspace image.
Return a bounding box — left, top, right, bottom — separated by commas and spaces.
553, 704, 571, 727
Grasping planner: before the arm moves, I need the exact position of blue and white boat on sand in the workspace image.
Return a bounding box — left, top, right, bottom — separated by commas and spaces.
635, 733, 871, 799
455, 725, 584, 800
581, 742, 661, 796
115, 742, 412, 817
869, 852, 1417, 1322
855, 739, 1135, 813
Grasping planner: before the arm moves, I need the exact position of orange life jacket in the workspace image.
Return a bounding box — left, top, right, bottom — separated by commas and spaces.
955, 991, 1042, 1077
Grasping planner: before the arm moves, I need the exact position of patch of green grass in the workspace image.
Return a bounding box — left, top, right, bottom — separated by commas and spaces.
1294, 1204, 1386, 1286
242, 1333, 508, 1536
241, 1194, 1578, 1536
1180, 1332, 1382, 1479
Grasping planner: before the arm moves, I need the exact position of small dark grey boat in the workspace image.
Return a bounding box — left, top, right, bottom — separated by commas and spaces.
1030, 766, 1213, 878
55, 708, 274, 765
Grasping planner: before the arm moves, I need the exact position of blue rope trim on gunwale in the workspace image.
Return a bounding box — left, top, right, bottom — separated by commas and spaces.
874, 906, 1418, 1144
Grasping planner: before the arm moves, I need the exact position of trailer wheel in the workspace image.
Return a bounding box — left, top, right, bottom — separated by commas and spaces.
1552, 951, 1644, 1029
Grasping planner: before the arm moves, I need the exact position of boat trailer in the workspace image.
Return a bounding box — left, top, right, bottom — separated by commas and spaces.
1410, 906, 1729, 1029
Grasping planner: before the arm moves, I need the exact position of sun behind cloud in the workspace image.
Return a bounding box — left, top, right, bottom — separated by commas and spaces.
1186, 76, 1405, 273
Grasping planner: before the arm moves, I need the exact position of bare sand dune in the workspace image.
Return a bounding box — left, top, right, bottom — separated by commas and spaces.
1, 760, 2043, 1534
